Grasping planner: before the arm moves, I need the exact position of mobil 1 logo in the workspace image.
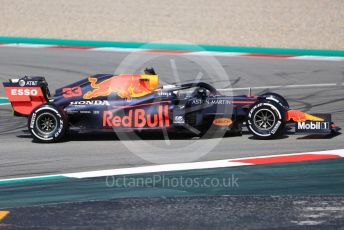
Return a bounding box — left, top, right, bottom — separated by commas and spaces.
295, 114, 331, 134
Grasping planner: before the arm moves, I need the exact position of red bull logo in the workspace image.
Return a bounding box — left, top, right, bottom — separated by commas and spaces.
103, 105, 170, 128
286, 110, 324, 122
83, 74, 159, 99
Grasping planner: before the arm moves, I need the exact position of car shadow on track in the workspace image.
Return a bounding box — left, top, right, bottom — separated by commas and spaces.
65, 132, 197, 142
62, 131, 246, 142
16, 130, 245, 143
296, 132, 342, 140
248, 135, 289, 140
16, 130, 340, 143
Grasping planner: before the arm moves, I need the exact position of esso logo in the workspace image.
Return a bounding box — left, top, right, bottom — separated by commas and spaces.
11, 88, 38, 96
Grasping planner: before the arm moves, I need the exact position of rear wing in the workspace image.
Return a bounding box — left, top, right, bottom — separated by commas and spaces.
3, 76, 50, 116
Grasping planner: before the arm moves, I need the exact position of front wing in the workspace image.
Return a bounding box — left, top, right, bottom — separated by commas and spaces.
286, 110, 340, 134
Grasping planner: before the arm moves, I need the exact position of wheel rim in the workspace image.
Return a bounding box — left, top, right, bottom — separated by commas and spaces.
36, 112, 58, 135
253, 109, 276, 130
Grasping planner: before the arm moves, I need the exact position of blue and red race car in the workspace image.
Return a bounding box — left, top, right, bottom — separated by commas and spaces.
3, 68, 339, 143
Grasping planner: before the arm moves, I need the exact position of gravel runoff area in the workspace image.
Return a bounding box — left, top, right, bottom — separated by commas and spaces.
0, 0, 343, 49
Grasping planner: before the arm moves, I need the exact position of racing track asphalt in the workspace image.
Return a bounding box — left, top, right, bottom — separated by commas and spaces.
0, 47, 343, 179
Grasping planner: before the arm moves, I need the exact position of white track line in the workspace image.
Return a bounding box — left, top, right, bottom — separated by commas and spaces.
0, 149, 343, 182
63, 161, 251, 179
290, 55, 344, 61
63, 149, 344, 179
0, 43, 52, 48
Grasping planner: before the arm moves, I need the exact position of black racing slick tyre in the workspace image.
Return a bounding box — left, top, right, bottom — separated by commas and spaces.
28, 104, 67, 143
260, 92, 289, 109
246, 99, 286, 139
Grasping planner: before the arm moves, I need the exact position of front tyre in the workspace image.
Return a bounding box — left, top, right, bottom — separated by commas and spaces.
260, 92, 289, 109
28, 104, 67, 143
246, 99, 286, 139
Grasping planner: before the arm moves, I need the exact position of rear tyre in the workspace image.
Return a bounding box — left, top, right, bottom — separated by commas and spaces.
28, 104, 67, 143
246, 99, 286, 139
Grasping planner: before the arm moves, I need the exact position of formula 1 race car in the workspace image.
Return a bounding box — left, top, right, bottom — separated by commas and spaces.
3, 68, 339, 143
